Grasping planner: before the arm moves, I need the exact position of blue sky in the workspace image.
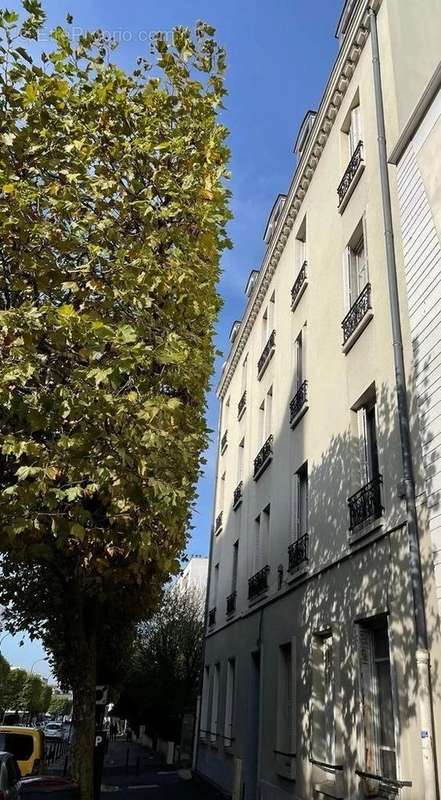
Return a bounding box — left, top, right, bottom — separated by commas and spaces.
2, 0, 341, 677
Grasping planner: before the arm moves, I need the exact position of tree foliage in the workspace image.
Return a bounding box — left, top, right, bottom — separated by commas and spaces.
116, 583, 204, 740
49, 694, 72, 717
0, 2, 230, 796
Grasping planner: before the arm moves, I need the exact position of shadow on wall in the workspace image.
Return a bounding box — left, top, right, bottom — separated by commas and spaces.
207, 325, 441, 794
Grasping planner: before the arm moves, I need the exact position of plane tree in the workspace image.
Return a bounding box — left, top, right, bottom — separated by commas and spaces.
0, 2, 230, 798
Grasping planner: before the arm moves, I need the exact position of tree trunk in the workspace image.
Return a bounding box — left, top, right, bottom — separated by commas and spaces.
71, 625, 97, 800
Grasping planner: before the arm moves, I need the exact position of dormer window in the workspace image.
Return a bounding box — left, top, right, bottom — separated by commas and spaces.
263, 194, 287, 246
229, 320, 241, 345
245, 269, 259, 299
335, 0, 358, 44
293, 110, 317, 162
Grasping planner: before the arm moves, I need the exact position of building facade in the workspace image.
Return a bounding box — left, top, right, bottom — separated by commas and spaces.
176, 555, 209, 596
197, 2, 441, 799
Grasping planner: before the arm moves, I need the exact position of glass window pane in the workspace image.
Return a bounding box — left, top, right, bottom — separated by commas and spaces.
377, 661, 395, 749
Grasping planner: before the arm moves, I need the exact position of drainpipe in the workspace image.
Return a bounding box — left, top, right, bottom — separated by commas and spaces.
368, 7, 437, 799
192, 399, 221, 773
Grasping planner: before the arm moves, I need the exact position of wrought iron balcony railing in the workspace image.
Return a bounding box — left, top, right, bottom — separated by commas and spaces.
253, 435, 273, 480
288, 532, 309, 573
248, 565, 270, 600
342, 283, 372, 345
337, 140, 364, 208
257, 330, 276, 379
226, 591, 237, 616
290, 380, 308, 427
221, 430, 228, 454
208, 607, 216, 627
291, 261, 308, 310
348, 475, 383, 530
233, 481, 243, 510
215, 511, 223, 534
238, 391, 247, 420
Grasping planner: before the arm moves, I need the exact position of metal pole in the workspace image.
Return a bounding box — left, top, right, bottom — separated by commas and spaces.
368, 7, 437, 799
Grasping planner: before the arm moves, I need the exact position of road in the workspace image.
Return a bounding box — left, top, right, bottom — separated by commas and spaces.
102, 739, 223, 800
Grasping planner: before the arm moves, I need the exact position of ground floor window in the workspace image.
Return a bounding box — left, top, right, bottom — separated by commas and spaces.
357, 616, 396, 780
311, 631, 335, 765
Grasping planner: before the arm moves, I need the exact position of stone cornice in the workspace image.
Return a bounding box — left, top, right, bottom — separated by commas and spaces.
217, 0, 379, 399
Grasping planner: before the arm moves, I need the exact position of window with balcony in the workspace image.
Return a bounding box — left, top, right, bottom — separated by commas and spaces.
238, 355, 248, 420
227, 540, 239, 616
292, 217, 308, 311
234, 439, 244, 510
356, 617, 397, 784
249, 507, 270, 600
255, 389, 273, 480
258, 294, 275, 379
342, 219, 372, 351
289, 462, 309, 573
338, 98, 365, 211
224, 658, 236, 747
311, 632, 335, 767
290, 327, 308, 428
208, 563, 219, 627
275, 641, 296, 779
349, 389, 383, 533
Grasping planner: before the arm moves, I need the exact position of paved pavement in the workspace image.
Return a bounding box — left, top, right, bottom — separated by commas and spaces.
102, 739, 223, 800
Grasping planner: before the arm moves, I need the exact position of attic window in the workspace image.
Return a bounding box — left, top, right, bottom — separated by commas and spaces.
293, 110, 317, 161
263, 194, 287, 246
245, 270, 259, 298
229, 321, 241, 344
336, 0, 358, 43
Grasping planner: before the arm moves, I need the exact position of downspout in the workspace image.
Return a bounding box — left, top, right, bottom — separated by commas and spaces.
192, 399, 221, 773
368, 7, 437, 799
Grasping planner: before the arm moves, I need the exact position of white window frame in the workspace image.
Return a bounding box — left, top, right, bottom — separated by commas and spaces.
224, 658, 236, 746
343, 218, 369, 313
292, 463, 308, 540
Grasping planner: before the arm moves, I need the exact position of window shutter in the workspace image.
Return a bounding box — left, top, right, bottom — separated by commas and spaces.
357, 408, 369, 486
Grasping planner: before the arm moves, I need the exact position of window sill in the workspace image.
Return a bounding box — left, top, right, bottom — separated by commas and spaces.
290, 402, 309, 430
314, 782, 344, 799
248, 591, 269, 608
257, 346, 275, 381
291, 277, 308, 313
253, 454, 273, 481
349, 517, 384, 546
275, 752, 296, 781
342, 308, 373, 354
287, 561, 309, 582
338, 160, 365, 215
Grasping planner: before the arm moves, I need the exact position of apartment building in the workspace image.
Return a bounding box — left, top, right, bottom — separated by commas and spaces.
197, 1, 441, 799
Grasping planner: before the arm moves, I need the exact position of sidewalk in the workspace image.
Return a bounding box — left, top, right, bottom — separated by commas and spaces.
102, 739, 224, 799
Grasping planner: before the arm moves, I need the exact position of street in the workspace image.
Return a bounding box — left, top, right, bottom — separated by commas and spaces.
102, 740, 223, 800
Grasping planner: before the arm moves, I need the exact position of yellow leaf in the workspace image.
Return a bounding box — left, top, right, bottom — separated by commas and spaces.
3, 183, 15, 194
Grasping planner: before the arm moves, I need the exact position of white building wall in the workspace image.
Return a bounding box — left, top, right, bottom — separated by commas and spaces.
396, 87, 441, 610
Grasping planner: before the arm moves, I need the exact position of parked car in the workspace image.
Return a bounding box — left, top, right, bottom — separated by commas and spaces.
0, 752, 22, 800
21, 777, 79, 800
0, 730, 44, 778
41, 725, 63, 742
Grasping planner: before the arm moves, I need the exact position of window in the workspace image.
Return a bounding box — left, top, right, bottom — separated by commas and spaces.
254, 505, 270, 573
264, 387, 273, 441
344, 219, 368, 313
224, 658, 236, 746
357, 396, 379, 486
210, 663, 220, 742
232, 540, 239, 594
295, 216, 307, 269
294, 328, 306, 390
357, 617, 396, 780
348, 104, 362, 157
212, 563, 219, 607
200, 666, 210, 739
241, 355, 248, 395
277, 642, 295, 757
292, 462, 308, 539
238, 439, 245, 482
219, 471, 226, 508
261, 293, 275, 347
311, 632, 335, 765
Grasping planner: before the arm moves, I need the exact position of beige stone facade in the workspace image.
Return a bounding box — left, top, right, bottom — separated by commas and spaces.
197, 2, 441, 798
